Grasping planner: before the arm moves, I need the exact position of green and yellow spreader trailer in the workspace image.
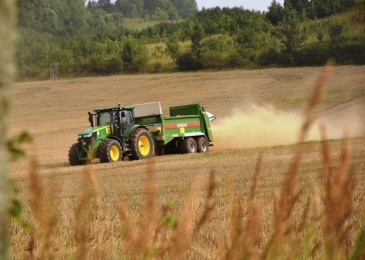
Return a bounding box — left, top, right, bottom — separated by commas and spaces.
68, 102, 216, 165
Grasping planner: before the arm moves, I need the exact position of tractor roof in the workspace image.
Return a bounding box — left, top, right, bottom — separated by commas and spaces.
94, 105, 135, 113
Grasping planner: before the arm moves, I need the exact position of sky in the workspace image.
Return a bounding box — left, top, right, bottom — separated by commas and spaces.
196, 0, 284, 12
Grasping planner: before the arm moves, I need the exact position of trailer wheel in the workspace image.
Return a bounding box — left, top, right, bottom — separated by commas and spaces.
68, 143, 86, 166
180, 137, 197, 154
196, 137, 209, 153
99, 139, 122, 163
130, 128, 154, 160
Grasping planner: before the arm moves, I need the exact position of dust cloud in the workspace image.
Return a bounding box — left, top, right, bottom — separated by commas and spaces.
211, 103, 365, 150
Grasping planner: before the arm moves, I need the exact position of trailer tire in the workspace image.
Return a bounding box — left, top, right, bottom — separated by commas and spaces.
130, 128, 154, 160
196, 137, 209, 153
180, 137, 197, 154
68, 143, 86, 166
99, 139, 122, 163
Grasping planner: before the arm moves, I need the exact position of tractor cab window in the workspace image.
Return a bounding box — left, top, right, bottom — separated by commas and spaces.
98, 112, 111, 126
122, 110, 133, 125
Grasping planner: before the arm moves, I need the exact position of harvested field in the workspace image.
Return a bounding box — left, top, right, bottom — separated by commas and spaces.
8, 66, 365, 259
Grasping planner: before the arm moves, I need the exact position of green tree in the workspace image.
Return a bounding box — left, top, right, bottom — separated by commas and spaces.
97, 0, 113, 12
266, 0, 285, 25
144, 0, 157, 14
165, 33, 180, 60
305, 0, 355, 19
277, 9, 308, 65
115, 0, 144, 18
176, 52, 199, 71
18, 0, 89, 36
152, 7, 168, 21
279, 9, 307, 54
120, 37, 148, 72
190, 21, 205, 61
87, 0, 98, 10
284, 0, 309, 13
170, 0, 198, 18
65, 0, 89, 35
329, 23, 344, 45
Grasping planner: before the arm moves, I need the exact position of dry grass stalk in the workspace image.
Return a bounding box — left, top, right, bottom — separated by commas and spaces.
116, 159, 209, 258
300, 60, 334, 142
153, 201, 172, 246
116, 160, 158, 258
320, 124, 334, 192
263, 61, 334, 259
223, 155, 263, 259
224, 196, 244, 259
116, 200, 136, 244
320, 134, 356, 259
170, 176, 203, 257
350, 225, 365, 260
194, 170, 217, 234
28, 154, 57, 259
133, 158, 158, 257
73, 166, 101, 259
262, 126, 301, 258
243, 156, 263, 258
86, 165, 105, 258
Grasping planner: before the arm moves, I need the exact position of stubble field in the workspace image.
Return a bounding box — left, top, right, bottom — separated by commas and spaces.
8, 66, 365, 259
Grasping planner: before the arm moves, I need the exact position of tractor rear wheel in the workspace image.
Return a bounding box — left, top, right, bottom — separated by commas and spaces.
180, 137, 197, 154
196, 137, 209, 153
68, 143, 86, 166
130, 128, 153, 160
98, 139, 122, 163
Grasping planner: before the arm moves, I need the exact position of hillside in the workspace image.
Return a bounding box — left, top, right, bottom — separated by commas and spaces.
16, 0, 365, 80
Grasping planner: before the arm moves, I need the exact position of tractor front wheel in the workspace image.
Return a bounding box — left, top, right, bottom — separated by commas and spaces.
98, 139, 122, 163
68, 143, 86, 166
180, 137, 197, 154
130, 128, 154, 160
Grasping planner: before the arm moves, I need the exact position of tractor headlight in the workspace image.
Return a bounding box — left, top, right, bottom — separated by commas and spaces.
82, 134, 92, 138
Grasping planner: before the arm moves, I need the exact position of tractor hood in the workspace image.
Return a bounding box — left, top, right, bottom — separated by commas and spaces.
78, 124, 110, 138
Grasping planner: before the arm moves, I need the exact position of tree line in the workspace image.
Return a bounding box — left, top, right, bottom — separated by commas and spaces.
16, 0, 365, 79
89, 0, 198, 20
266, 0, 355, 25
18, 0, 197, 37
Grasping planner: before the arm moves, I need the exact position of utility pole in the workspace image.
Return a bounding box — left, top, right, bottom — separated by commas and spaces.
0, 1, 17, 259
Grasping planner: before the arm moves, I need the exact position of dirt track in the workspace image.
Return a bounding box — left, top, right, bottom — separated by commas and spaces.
9, 66, 365, 177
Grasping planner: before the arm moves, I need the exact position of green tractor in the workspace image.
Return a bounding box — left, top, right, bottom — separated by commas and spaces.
68, 103, 154, 166
69, 102, 215, 166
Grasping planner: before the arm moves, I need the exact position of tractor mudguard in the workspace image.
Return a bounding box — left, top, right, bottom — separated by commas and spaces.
125, 124, 148, 139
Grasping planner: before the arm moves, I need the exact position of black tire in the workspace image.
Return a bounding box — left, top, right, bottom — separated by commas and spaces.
130, 128, 154, 160
68, 143, 86, 166
196, 137, 209, 153
98, 139, 122, 163
180, 137, 197, 154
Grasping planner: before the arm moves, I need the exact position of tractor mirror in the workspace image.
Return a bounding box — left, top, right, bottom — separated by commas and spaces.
88, 112, 94, 127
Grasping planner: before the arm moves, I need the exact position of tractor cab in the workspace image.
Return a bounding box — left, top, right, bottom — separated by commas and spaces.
88, 105, 135, 136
